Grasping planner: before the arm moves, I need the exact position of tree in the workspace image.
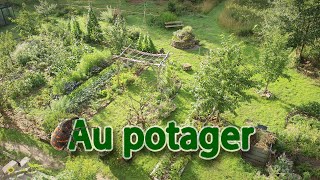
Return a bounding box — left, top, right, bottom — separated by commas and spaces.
12, 4, 40, 38
193, 35, 256, 120
109, 15, 127, 54
263, 0, 320, 62
0, 31, 16, 77
136, 33, 143, 51
86, 4, 103, 43
147, 35, 157, 53
34, 0, 57, 19
71, 17, 83, 40
259, 28, 290, 93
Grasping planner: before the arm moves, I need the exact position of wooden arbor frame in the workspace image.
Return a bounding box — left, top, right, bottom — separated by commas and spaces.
113, 45, 170, 67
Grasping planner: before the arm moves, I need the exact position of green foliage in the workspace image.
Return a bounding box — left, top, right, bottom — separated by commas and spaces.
53, 50, 113, 95
109, 16, 127, 54
57, 156, 102, 180
136, 34, 157, 53
267, 154, 301, 179
295, 102, 320, 119
259, 28, 290, 91
11, 35, 74, 75
262, 0, 320, 62
34, 0, 57, 18
8, 72, 46, 100
148, 12, 177, 27
277, 115, 320, 158
194, 35, 256, 118
218, 1, 261, 36
70, 17, 83, 40
86, 5, 104, 43
0, 31, 16, 77
12, 4, 41, 38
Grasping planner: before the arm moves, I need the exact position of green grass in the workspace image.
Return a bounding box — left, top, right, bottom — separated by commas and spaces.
1, 0, 319, 179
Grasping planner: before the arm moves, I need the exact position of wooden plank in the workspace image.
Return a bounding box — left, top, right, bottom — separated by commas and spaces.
126, 48, 167, 58
165, 24, 184, 28
243, 153, 268, 163
118, 57, 162, 67
243, 155, 267, 166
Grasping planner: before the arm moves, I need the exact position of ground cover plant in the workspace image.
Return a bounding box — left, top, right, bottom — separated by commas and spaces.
0, 0, 319, 179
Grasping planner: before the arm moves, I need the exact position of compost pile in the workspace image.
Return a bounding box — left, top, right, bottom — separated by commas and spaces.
252, 129, 276, 150
171, 26, 199, 49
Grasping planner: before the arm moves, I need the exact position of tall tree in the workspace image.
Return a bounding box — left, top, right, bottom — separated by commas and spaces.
34, 0, 57, 19
194, 35, 256, 120
109, 15, 127, 54
0, 31, 16, 77
259, 28, 290, 93
263, 0, 320, 62
86, 4, 103, 43
71, 17, 83, 40
12, 4, 40, 38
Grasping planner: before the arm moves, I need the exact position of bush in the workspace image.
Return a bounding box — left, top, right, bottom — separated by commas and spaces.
218, 1, 261, 36
12, 35, 75, 75
295, 102, 320, 119
136, 34, 157, 53
53, 50, 113, 95
148, 12, 177, 27
9, 72, 46, 100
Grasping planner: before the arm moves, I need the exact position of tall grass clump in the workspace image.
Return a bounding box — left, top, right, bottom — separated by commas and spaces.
218, 0, 262, 36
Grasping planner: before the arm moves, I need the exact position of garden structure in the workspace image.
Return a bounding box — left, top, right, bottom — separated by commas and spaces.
0, 4, 15, 26
171, 26, 199, 49
165, 21, 184, 28
114, 45, 170, 67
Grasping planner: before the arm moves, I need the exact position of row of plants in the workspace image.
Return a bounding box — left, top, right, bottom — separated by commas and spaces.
43, 66, 116, 133
150, 153, 191, 179
53, 50, 113, 95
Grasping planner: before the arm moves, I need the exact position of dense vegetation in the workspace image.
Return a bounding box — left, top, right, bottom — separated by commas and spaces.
0, 0, 319, 179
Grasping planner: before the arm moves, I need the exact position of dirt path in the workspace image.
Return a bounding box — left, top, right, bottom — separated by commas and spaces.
0, 141, 64, 169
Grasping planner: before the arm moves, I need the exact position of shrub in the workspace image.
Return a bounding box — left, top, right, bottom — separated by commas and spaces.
136, 34, 157, 53
295, 102, 320, 120
148, 12, 177, 27
53, 50, 113, 95
9, 72, 46, 100
86, 5, 104, 43
218, 1, 261, 36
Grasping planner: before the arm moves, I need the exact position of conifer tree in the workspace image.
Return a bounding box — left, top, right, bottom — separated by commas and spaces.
142, 35, 148, 52
137, 33, 143, 51
86, 4, 103, 43
147, 35, 157, 53
71, 17, 82, 40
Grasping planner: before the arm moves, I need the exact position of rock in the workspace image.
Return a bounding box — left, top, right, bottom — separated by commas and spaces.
2, 160, 18, 174
19, 157, 30, 167
182, 63, 192, 71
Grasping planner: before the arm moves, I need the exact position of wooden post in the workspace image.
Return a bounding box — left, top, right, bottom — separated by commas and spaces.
1, 8, 6, 25
143, 2, 146, 24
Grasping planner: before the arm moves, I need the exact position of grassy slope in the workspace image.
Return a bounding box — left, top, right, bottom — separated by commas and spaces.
1, 0, 319, 179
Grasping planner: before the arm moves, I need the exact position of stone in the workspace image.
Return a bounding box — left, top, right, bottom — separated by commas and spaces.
182, 63, 192, 71
2, 160, 18, 174
19, 157, 30, 167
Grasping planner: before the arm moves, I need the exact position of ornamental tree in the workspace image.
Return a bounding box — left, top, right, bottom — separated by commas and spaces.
71, 17, 83, 40
109, 16, 127, 54
259, 28, 290, 92
194, 35, 256, 120
86, 4, 103, 43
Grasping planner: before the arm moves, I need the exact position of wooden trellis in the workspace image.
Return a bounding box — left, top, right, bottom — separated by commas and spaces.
113, 45, 170, 67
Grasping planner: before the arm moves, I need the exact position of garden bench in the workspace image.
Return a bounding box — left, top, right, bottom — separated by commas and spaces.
165, 21, 184, 28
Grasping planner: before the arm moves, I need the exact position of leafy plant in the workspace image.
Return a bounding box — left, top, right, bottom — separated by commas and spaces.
259, 28, 290, 92
34, 0, 57, 19
193, 35, 256, 120
86, 4, 104, 43
109, 16, 127, 54
12, 4, 41, 38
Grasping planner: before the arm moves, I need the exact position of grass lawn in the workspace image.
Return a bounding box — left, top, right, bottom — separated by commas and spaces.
1, 0, 319, 179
